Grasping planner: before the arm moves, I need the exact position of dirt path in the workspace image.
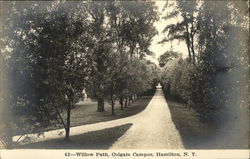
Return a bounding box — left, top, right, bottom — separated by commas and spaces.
13, 84, 184, 149
110, 84, 184, 149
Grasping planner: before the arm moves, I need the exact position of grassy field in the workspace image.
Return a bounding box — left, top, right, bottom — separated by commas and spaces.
166, 96, 218, 149
16, 95, 153, 135
69, 96, 153, 126
167, 97, 249, 149
57, 96, 153, 129
17, 124, 132, 149
12, 95, 153, 148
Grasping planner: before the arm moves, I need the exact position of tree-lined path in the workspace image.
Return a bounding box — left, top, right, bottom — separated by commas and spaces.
110, 84, 183, 149
1, 1, 248, 150
13, 84, 184, 149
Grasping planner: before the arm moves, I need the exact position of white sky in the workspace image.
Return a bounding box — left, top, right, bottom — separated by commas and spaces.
147, 1, 188, 65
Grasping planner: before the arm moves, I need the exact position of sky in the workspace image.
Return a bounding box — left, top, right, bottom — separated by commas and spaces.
146, 1, 188, 65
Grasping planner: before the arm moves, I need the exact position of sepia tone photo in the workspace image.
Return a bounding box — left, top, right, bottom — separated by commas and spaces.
0, 0, 249, 154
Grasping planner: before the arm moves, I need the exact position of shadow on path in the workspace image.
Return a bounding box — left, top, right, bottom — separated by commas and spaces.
16, 124, 132, 149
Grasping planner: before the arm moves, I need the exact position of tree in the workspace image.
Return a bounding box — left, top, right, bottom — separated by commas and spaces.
1, 1, 90, 143
104, 52, 121, 115
84, 1, 114, 112
158, 50, 180, 67
121, 1, 159, 59
160, 0, 249, 126
160, 0, 198, 64
0, 1, 160, 146
85, 1, 159, 113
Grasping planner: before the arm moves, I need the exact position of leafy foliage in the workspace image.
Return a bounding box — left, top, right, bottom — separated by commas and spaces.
158, 51, 180, 67
0, 1, 159, 147
160, 0, 249, 122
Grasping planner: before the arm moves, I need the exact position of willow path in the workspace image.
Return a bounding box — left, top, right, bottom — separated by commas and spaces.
13, 84, 184, 149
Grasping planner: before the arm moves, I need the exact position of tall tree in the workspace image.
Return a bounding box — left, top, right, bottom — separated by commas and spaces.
1, 1, 90, 143
85, 1, 159, 113
161, 0, 198, 64
121, 1, 159, 59
85, 1, 114, 112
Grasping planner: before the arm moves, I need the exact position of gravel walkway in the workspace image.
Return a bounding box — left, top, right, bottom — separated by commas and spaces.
110, 84, 184, 149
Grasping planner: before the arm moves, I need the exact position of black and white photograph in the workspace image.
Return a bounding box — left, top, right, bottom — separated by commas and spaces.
0, 0, 249, 158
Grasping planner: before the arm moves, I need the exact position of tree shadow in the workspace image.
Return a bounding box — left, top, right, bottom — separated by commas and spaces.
16, 124, 132, 149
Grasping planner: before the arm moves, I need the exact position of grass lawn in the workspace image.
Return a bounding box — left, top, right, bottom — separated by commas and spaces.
16, 124, 132, 149
166, 96, 218, 149
167, 97, 249, 149
68, 96, 153, 127
16, 95, 153, 134
8, 95, 152, 149
57, 96, 153, 129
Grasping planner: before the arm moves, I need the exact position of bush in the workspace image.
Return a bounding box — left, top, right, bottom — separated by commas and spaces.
160, 57, 218, 118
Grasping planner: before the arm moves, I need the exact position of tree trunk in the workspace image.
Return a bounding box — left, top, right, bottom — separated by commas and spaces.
111, 100, 115, 115
130, 95, 133, 103
134, 94, 137, 101
188, 100, 191, 111
185, 102, 188, 109
138, 94, 141, 99
120, 97, 124, 110
65, 102, 71, 140
125, 97, 128, 108
97, 97, 104, 112
128, 96, 131, 105
185, 25, 192, 63
130, 43, 135, 58
190, 38, 196, 65
190, 19, 196, 65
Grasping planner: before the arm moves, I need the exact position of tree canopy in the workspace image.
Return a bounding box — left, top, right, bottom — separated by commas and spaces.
0, 1, 159, 147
